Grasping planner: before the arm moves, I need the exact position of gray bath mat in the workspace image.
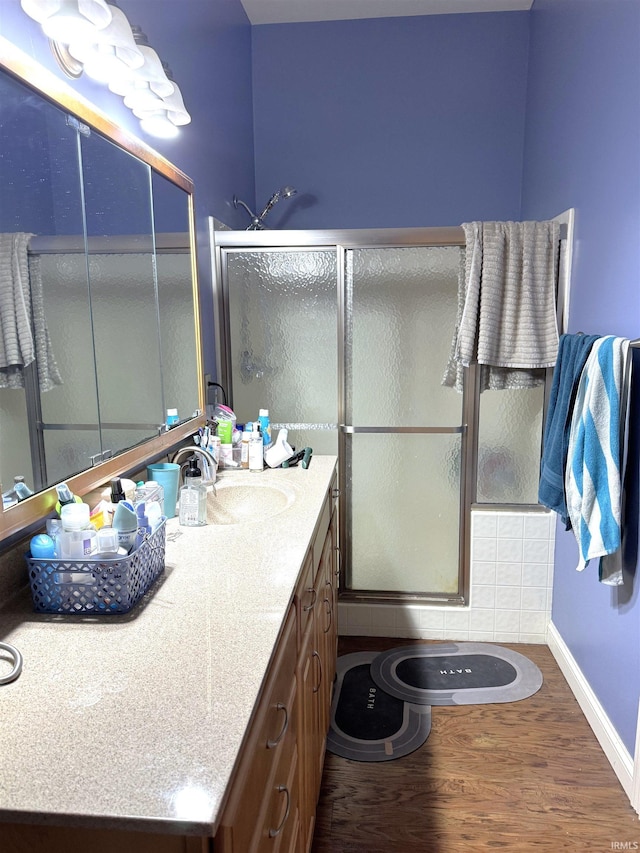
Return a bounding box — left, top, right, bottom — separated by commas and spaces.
326, 651, 432, 762
370, 642, 543, 706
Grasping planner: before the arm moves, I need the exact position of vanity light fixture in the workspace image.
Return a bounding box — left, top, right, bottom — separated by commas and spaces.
22, 0, 112, 43
67, 4, 144, 84
19, 0, 191, 139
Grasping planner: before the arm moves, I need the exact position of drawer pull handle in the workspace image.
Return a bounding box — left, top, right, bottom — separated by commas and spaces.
268, 785, 291, 838
267, 703, 289, 749
303, 587, 317, 612
313, 650, 323, 693
323, 597, 332, 633
334, 545, 341, 577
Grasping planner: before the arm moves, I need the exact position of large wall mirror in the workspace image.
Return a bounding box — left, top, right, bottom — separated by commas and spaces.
0, 37, 204, 541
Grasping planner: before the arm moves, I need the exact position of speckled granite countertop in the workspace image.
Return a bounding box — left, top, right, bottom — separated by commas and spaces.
0, 456, 337, 837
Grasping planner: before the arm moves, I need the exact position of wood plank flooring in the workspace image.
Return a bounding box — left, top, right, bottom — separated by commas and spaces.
311, 637, 639, 853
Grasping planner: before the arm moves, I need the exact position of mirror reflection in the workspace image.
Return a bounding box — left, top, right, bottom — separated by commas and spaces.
0, 61, 201, 509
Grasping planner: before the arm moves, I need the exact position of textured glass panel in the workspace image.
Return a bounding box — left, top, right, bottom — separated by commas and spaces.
477, 385, 544, 503
227, 250, 337, 427
38, 254, 99, 429
347, 247, 462, 427
349, 433, 461, 594
156, 252, 198, 420
101, 428, 160, 460
272, 427, 337, 458
44, 429, 101, 484
84, 254, 163, 431
0, 391, 32, 491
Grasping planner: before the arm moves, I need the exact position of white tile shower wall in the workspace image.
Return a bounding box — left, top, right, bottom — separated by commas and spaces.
338, 509, 555, 644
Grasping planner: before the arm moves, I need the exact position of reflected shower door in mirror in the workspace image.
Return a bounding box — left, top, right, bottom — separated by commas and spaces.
0, 44, 203, 517
80, 129, 164, 460
0, 66, 100, 493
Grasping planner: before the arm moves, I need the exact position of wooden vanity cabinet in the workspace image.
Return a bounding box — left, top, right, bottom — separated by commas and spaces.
214, 606, 299, 853
296, 480, 338, 853
0, 471, 338, 853
216, 472, 338, 853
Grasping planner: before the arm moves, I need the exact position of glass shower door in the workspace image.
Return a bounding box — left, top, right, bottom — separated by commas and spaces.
222, 248, 338, 456
343, 246, 465, 597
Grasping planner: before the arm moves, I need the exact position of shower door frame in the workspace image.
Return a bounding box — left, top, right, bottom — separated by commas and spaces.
212, 224, 476, 605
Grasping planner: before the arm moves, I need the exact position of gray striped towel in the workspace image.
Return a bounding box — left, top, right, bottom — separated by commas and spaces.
0, 233, 62, 390
443, 220, 560, 392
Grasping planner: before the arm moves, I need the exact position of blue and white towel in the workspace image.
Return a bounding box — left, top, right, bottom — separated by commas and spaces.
565, 335, 629, 575
538, 332, 600, 525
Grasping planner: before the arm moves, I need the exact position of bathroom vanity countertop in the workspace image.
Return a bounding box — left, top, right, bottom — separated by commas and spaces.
0, 455, 337, 837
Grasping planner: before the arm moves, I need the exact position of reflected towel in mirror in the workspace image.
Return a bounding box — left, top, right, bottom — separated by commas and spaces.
0, 232, 62, 390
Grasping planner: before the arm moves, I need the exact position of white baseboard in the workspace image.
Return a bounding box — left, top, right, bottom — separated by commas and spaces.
547, 621, 637, 811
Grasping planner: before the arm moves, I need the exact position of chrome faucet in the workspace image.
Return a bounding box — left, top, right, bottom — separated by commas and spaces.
170, 445, 218, 487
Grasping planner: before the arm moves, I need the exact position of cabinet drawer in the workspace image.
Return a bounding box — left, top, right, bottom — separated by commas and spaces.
219, 608, 297, 852
255, 740, 299, 853
296, 551, 315, 640
312, 492, 331, 570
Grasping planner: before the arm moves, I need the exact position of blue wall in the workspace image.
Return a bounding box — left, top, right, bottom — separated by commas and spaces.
522, 0, 640, 754
2, 0, 637, 760
0, 0, 255, 376
251, 12, 530, 229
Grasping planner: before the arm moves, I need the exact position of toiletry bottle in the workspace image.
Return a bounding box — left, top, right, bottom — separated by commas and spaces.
60, 501, 91, 532
232, 424, 243, 465
59, 502, 97, 558
112, 500, 138, 553
166, 408, 179, 427
241, 424, 252, 469
13, 476, 33, 501
110, 477, 126, 504
258, 408, 272, 449
46, 518, 63, 555
30, 533, 56, 559
178, 457, 207, 526
55, 482, 83, 516
249, 425, 264, 472
95, 526, 119, 557
134, 480, 165, 516
1, 482, 18, 509
135, 503, 151, 550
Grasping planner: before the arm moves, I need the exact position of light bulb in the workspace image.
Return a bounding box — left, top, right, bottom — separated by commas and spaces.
81, 47, 130, 83
124, 83, 164, 111
67, 5, 143, 83
41, 0, 107, 43
139, 111, 180, 139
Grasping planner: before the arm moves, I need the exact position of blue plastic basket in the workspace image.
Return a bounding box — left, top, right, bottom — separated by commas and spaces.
25, 520, 166, 615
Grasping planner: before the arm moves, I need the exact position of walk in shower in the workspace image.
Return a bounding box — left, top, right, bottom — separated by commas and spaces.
211, 224, 558, 603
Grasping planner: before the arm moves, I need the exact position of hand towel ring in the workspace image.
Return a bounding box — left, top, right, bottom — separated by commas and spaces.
0, 641, 23, 684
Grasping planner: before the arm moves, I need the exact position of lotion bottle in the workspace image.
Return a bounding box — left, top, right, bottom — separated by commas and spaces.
249, 425, 264, 472
241, 424, 252, 469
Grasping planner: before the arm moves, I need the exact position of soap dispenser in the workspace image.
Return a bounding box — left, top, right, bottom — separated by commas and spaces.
179, 457, 207, 526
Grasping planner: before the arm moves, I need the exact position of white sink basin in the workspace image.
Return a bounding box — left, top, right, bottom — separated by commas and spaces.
206, 479, 296, 525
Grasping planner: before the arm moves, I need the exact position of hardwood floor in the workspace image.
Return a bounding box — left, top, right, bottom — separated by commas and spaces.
311, 637, 639, 853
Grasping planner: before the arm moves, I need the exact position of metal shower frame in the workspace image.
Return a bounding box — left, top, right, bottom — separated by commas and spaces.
209, 218, 573, 606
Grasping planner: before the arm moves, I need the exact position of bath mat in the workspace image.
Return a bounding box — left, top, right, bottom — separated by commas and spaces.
370, 642, 543, 706
326, 651, 432, 762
